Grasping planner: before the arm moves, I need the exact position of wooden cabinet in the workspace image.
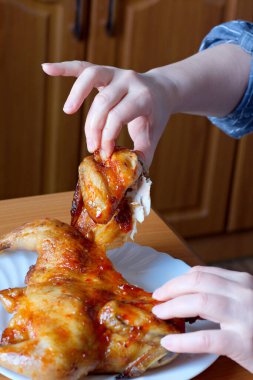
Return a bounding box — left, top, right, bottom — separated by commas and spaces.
1, 0, 253, 262
228, 135, 253, 231
188, 0, 253, 262
0, 0, 48, 199
0, 0, 86, 199
226, 1, 253, 232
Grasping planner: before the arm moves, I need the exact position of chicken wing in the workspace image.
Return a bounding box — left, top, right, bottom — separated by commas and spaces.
71, 147, 151, 246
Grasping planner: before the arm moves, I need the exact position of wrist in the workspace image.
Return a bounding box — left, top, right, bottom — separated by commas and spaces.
145, 65, 186, 115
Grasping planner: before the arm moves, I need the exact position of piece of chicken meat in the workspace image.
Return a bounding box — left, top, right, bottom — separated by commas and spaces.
71, 147, 151, 246
0, 219, 183, 379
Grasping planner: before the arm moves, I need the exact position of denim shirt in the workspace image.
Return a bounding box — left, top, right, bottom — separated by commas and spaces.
200, 20, 253, 138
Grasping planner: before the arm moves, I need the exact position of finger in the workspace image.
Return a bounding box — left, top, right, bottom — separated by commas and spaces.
161, 329, 238, 357
63, 66, 114, 114
190, 266, 253, 288
127, 117, 152, 168
100, 95, 151, 157
42, 61, 92, 77
152, 293, 236, 324
85, 85, 127, 152
152, 271, 242, 301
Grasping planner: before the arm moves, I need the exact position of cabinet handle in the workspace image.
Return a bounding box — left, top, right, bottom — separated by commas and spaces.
105, 0, 116, 36
73, 0, 84, 40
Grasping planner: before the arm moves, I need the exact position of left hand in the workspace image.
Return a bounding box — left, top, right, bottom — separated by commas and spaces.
152, 265, 253, 373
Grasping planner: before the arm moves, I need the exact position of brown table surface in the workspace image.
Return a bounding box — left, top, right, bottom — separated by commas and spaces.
0, 192, 251, 380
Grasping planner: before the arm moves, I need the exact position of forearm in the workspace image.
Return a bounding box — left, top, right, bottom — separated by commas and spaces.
148, 44, 252, 118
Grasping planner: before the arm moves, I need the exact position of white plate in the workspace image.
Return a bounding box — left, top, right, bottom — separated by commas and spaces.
0, 242, 218, 380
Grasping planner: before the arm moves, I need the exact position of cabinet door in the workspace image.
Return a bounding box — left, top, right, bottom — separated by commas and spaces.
227, 0, 253, 231
226, 135, 253, 231
83, 0, 236, 237
0, 0, 86, 199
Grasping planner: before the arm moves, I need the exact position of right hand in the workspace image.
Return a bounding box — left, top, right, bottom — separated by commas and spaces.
42, 61, 174, 167
152, 266, 253, 373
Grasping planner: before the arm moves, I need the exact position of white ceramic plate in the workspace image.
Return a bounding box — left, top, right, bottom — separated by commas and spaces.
0, 242, 218, 380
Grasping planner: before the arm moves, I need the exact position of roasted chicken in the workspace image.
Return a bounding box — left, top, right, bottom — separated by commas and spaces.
71, 147, 151, 246
0, 148, 184, 379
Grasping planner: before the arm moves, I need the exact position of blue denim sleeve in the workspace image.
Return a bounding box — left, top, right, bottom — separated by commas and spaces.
200, 20, 253, 138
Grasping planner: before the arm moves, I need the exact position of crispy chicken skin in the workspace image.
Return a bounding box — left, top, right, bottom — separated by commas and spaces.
0, 219, 183, 379
0, 148, 184, 379
71, 148, 145, 246
78, 147, 142, 224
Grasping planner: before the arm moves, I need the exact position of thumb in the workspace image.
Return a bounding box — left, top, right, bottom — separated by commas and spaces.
128, 117, 155, 169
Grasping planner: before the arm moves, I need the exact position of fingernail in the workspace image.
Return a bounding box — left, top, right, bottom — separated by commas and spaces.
152, 305, 165, 318
41, 63, 51, 70
63, 102, 74, 113
100, 149, 108, 161
87, 139, 96, 153
152, 289, 162, 300
161, 336, 175, 349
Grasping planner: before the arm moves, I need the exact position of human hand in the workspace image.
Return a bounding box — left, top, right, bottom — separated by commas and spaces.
152, 266, 253, 372
42, 61, 174, 167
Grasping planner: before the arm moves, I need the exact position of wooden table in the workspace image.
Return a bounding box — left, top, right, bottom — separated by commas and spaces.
0, 192, 250, 380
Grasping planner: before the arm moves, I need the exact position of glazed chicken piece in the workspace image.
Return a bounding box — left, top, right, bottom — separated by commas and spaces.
71, 147, 151, 246
0, 219, 184, 379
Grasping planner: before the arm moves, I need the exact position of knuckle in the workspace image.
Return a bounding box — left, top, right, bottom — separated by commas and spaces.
95, 92, 110, 106
240, 272, 253, 289
200, 332, 212, 351
190, 271, 203, 288
102, 139, 113, 150
73, 60, 89, 75
139, 86, 152, 102
85, 65, 98, 79
190, 265, 204, 272
102, 126, 113, 139
124, 69, 138, 80
108, 108, 121, 124
197, 293, 209, 309
74, 60, 85, 69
